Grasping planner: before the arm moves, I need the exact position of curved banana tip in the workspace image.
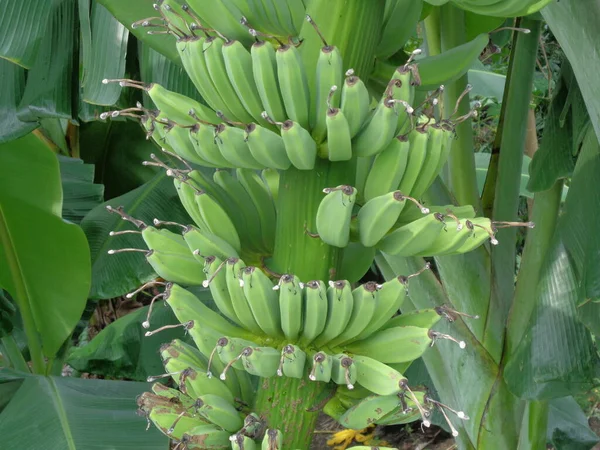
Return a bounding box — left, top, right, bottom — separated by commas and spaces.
142, 321, 150, 329
459, 341, 466, 349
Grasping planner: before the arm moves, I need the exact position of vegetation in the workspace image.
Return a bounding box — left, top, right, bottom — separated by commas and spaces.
1, 1, 600, 449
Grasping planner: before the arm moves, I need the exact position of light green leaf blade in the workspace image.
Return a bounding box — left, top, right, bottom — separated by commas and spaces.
547, 397, 600, 450
468, 69, 506, 101
0, 0, 54, 68
81, 173, 190, 300
98, 0, 180, 63
0, 375, 168, 450
58, 156, 104, 224
82, 2, 129, 106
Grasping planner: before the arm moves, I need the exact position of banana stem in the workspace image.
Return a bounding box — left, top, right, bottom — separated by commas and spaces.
439, 4, 481, 208
253, 375, 327, 449
271, 159, 356, 281
489, 17, 542, 318
424, 7, 442, 57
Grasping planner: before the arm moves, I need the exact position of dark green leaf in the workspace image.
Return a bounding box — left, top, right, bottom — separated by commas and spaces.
68, 300, 189, 381
98, 0, 180, 63
0, 0, 54, 68
17, 0, 76, 123
0, 59, 37, 143
505, 127, 600, 399
0, 375, 168, 449
543, 0, 600, 140
81, 2, 129, 106
79, 119, 160, 199
0, 135, 91, 358
468, 69, 506, 101
58, 156, 104, 224
547, 397, 599, 450
139, 42, 203, 109
81, 173, 190, 300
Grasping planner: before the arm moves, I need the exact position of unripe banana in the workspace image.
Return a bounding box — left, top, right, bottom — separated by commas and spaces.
159, 120, 217, 167
240, 345, 281, 377
181, 424, 233, 449
309, 351, 333, 382
299, 280, 328, 346
147, 83, 216, 126
139, 227, 206, 285
339, 393, 400, 429
185, 0, 253, 45
245, 124, 292, 170
203, 37, 255, 124
324, 89, 353, 162
278, 344, 307, 379
202, 256, 242, 326
183, 226, 239, 261
231, 433, 258, 450
151, 383, 195, 407
314, 280, 354, 347
177, 37, 236, 120
315, 185, 357, 248
193, 188, 242, 253
194, 394, 244, 433
353, 355, 404, 396
215, 124, 265, 170
261, 428, 283, 450
345, 326, 432, 363
358, 191, 422, 248
189, 123, 235, 168
225, 258, 263, 335
276, 44, 311, 130
363, 135, 410, 202
275, 274, 304, 341
278, 120, 317, 170
138, 393, 207, 440
388, 66, 418, 134
382, 308, 442, 330
353, 97, 412, 157
240, 266, 283, 338
251, 41, 287, 123
378, 213, 447, 256
398, 126, 429, 196
439, 217, 497, 255
216, 336, 259, 373
341, 70, 371, 138
410, 123, 446, 199
331, 354, 357, 389
312, 46, 343, 142
327, 281, 379, 348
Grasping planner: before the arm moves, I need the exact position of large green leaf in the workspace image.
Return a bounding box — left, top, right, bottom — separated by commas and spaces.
547, 397, 600, 450
17, 0, 76, 123
505, 126, 600, 399
0, 135, 91, 358
82, 173, 190, 300
81, 1, 129, 106
543, 0, 600, 140
0, 59, 37, 143
0, 0, 54, 68
0, 373, 168, 450
68, 299, 190, 381
58, 156, 104, 224
97, 0, 180, 63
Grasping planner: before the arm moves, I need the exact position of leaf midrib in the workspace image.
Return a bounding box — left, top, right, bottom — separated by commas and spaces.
47, 377, 76, 450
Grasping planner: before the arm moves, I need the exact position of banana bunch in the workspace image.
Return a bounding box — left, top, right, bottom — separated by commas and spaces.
424, 0, 554, 17
127, 260, 474, 448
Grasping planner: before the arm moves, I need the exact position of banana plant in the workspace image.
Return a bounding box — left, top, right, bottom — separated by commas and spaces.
86, 0, 599, 449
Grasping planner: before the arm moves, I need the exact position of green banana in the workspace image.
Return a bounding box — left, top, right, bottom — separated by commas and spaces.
277, 119, 317, 170
245, 123, 292, 170
313, 280, 354, 347
308, 351, 333, 382
193, 187, 242, 253
324, 87, 353, 162
182, 226, 240, 261
278, 344, 307, 379
345, 326, 432, 363
312, 44, 343, 142
225, 258, 263, 335
231, 433, 258, 450
378, 213, 448, 256
147, 83, 216, 126
339, 393, 400, 429
240, 266, 283, 338
194, 394, 244, 432
299, 280, 328, 346
202, 256, 242, 326
340, 70, 371, 138
398, 126, 430, 196
276, 44, 311, 130
189, 122, 235, 168
138, 392, 207, 440
315, 185, 357, 248
215, 124, 265, 170
409, 123, 446, 199
240, 345, 281, 377
180, 424, 233, 449
363, 135, 410, 202
186, 0, 254, 45
331, 354, 357, 389
251, 40, 287, 123
261, 428, 283, 450
275, 274, 304, 341
382, 308, 442, 330
353, 355, 404, 396
377, 0, 423, 59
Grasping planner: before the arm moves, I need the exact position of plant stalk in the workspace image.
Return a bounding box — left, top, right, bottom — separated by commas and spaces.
424, 7, 442, 57
439, 4, 481, 208
517, 400, 549, 450
253, 375, 327, 449
489, 17, 542, 319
